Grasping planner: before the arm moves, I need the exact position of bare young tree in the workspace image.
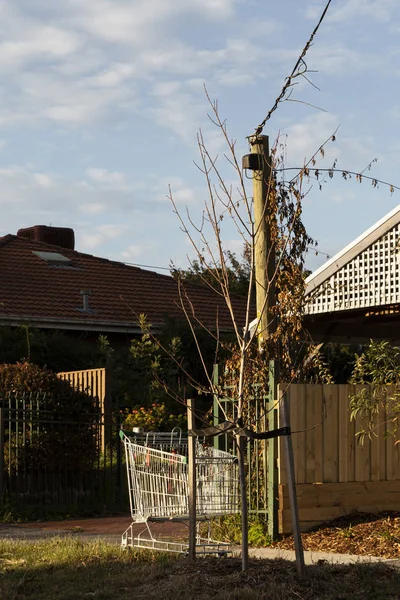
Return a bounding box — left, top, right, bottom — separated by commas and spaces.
169, 97, 318, 571
163, 0, 399, 573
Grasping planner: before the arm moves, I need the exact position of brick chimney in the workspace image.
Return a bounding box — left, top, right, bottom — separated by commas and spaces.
17, 226, 75, 250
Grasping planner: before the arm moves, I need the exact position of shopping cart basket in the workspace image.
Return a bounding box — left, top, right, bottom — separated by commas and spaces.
119, 429, 239, 555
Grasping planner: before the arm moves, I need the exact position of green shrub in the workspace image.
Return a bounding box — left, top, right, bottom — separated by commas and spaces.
121, 403, 186, 432
204, 514, 271, 547
0, 362, 98, 472
349, 340, 400, 442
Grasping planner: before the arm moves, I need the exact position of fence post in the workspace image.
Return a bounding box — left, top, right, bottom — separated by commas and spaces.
101, 364, 113, 452
212, 365, 220, 451
0, 405, 4, 499
187, 398, 197, 562
267, 360, 279, 539
116, 407, 122, 506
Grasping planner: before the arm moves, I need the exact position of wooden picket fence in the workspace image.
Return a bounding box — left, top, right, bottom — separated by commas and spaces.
279, 384, 400, 533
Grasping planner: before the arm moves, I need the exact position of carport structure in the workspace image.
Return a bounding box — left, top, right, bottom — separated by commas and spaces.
304, 205, 400, 343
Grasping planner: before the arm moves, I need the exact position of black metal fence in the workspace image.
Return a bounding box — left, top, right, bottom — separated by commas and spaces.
0, 392, 125, 517
212, 365, 276, 520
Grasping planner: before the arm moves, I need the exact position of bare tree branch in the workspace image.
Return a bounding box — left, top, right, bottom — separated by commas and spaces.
254, 0, 332, 136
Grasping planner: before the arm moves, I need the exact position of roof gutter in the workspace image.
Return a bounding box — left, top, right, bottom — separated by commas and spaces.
0, 315, 236, 335
0, 315, 147, 334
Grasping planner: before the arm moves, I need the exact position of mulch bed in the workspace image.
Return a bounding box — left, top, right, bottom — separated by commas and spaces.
270, 511, 400, 559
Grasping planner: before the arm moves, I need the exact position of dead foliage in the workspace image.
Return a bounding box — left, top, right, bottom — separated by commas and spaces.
1, 538, 400, 600
271, 511, 400, 559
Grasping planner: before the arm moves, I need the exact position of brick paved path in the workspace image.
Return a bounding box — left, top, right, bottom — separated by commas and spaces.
0, 516, 188, 544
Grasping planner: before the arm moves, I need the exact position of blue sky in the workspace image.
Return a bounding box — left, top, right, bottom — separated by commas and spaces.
1, 0, 399, 274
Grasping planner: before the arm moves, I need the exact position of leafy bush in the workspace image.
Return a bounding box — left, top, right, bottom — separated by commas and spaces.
0, 361, 95, 405
0, 326, 104, 372
121, 403, 186, 432
0, 362, 99, 472
203, 514, 271, 547
349, 340, 400, 442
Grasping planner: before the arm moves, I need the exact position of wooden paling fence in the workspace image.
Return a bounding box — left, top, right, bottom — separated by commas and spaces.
57, 368, 111, 451
278, 384, 400, 533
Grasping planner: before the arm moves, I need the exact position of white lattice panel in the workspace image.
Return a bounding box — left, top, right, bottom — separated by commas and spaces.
306, 222, 400, 314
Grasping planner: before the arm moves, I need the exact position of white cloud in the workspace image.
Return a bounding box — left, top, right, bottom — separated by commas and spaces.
325, 0, 396, 23
306, 43, 381, 75
390, 105, 400, 119
0, 163, 203, 242
340, 135, 376, 170
155, 176, 199, 205
89, 64, 135, 88
0, 0, 389, 146
0, 2, 81, 70
79, 202, 108, 216
216, 69, 254, 87
70, 0, 237, 46
86, 168, 129, 188
224, 238, 245, 257
120, 243, 154, 262
80, 223, 130, 250
34, 173, 53, 188
330, 189, 357, 204
0, 1, 279, 136
145, 79, 216, 143
282, 112, 340, 167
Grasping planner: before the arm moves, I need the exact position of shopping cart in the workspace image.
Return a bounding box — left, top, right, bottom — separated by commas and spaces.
119, 429, 239, 555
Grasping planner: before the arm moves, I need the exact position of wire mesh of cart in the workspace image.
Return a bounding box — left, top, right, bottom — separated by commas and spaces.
119, 429, 239, 555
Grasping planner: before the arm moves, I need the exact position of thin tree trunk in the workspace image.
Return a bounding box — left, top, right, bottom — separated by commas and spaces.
237, 434, 249, 571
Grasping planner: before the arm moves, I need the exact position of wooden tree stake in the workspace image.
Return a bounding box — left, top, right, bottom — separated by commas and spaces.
280, 390, 305, 577
187, 398, 197, 561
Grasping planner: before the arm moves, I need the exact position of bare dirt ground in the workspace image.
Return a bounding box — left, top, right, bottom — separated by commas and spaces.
271, 511, 400, 559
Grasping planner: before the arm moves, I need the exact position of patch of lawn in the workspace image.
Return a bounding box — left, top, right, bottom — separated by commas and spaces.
1, 538, 400, 600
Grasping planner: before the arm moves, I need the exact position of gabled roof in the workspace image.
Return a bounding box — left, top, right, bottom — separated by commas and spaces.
0, 235, 248, 333
305, 205, 400, 314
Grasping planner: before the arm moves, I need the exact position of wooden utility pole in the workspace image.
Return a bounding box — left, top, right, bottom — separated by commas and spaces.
249, 135, 275, 340
249, 135, 279, 540
187, 398, 197, 561
248, 135, 305, 576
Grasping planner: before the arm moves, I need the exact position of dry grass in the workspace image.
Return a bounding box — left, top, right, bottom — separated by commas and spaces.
271, 512, 400, 559
0, 537, 400, 600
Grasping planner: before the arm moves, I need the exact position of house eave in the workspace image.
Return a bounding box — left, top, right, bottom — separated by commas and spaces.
0, 315, 146, 334
0, 314, 236, 335
305, 204, 400, 295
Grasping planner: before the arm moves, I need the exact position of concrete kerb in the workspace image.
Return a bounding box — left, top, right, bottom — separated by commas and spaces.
233, 546, 399, 567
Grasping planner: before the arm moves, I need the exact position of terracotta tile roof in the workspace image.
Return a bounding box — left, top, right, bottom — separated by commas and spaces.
0, 235, 250, 334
